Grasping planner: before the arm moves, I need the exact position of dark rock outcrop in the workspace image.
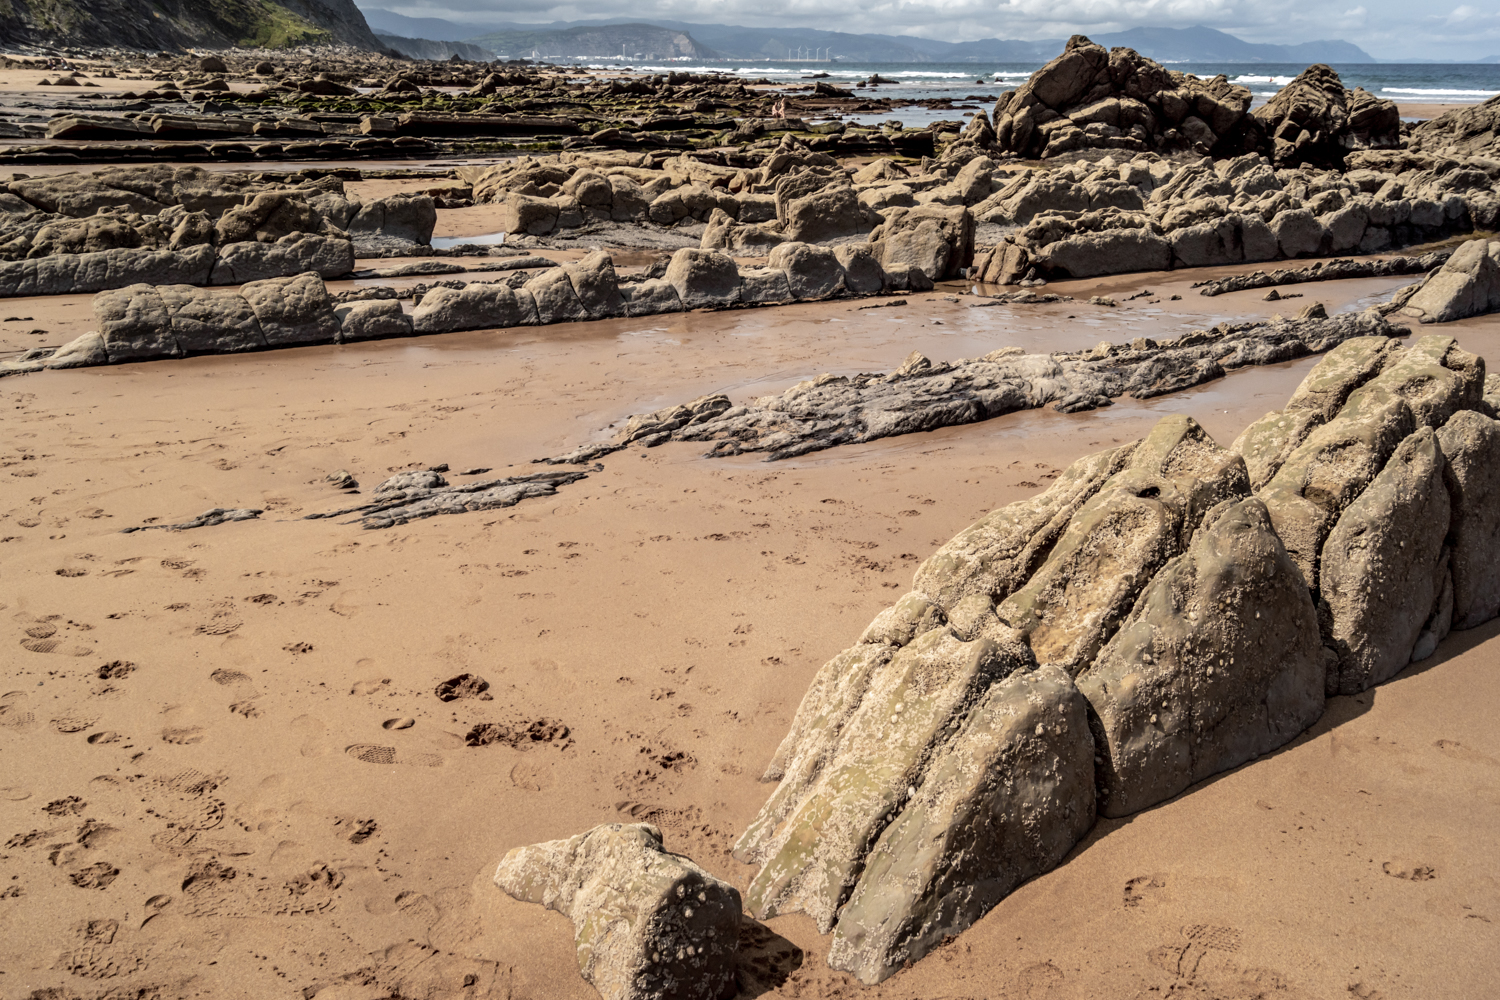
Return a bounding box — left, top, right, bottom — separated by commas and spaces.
1251, 64, 1400, 168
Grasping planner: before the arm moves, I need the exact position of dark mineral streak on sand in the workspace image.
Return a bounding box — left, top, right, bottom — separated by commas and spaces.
1, 259, 1499, 999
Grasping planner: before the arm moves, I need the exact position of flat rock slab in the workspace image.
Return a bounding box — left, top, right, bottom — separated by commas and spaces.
306, 470, 588, 529
541, 311, 1409, 465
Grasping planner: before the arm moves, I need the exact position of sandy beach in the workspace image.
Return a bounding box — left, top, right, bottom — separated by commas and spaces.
2, 262, 1498, 999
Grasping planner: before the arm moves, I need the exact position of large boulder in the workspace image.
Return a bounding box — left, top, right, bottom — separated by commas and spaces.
157, 284, 266, 354
700, 208, 784, 253
869, 205, 974, 281
767, 243, 846, 300
214, 192, 324, 245
1407, 95, 1500, 157
93, 283, 179, 361
208, 234, 354, 286
239, 272, 340, 347
621, 279, 683, 317
1257, 335, 1482, 589
775, 172, 866, 243
525, 266, 591, 325
825, 664, 1095, 984
494, 823, 740, 1000
664, 249, 740, 310
913, 443, 1136, 613
1036, 227, 1171, 278
1435, 410, 1500, 630
1400, 239, 1500, 324
1077, 497, 1324, 818
1251, 64, 1399, 168
566, 250, 627, 319
1320, 427, 1451, 694
992, 36, 1260, 160
337, 300, 413, 342
0, 244, 215, 297
412, 284, 539, 334
347, 193, 437, 252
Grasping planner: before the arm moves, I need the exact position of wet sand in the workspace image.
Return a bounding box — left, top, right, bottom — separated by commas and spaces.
1, 271, 1498, 1000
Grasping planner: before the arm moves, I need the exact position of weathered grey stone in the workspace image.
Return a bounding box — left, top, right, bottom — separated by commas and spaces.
1401, 239, 1500, 324
158, 285, 266, 354
209, 235, 355, 286
0, 244, 215, 298
777, 176, 865, 243
913, 443, 1137, 613
1231, 336, 1401, 488
566, 250, 626, 319
494, 823, 740, 1000
768, 242, 846, 300
500, 192, 560, 235
701, 211, 785, 253
739, 625, 1033, 932
1436, 410, 1500, 629
241, 272, 341, 347
1258, 385, 1416, 591
93, 283, 179, 361
826, 665, 1094, 985
45, 331, 107, 369
347, 193, 437, 249
561, 311, 1406, 465
526, 266, 591, 324
1320, 427, 1450, 694
337, 300, 413, 341
412, 284, 538, 334
833, 244, 887, 295
738, 267, 792, 305
997, 415, 1250, 675
1077, 497, 1324, 818
871, 205, 974, 281
1270, 208, 1325, 257
621, 279, 683, 317
1036, 228, 1172, 279
664, 249, 740, 310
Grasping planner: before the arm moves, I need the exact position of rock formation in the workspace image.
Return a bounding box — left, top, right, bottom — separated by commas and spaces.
735, 335, 1498, 983
493, 823, 740, 1000
543, 309, 1409, 464
1396, 238, 1500, 324
992, 35, 1263, 160
1406, 95, 1500, 158
1251, 64, 1400, 168
0, 166, 434, 296
989, 39, 1397, 168
969, 149, 1496, 283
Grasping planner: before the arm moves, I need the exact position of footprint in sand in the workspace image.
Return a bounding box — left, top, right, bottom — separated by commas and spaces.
0, 690, 40, 732
50, 709, 98, 734
292, 715, 333, 757
345, 744, 443, 768
18, 621, 92, 656
161, 726, 206, 746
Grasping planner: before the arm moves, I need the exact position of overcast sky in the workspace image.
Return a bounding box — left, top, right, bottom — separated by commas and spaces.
365, 0, 1500, 60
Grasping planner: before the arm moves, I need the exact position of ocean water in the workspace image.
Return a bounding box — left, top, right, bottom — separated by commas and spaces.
559, 58, 1500, 126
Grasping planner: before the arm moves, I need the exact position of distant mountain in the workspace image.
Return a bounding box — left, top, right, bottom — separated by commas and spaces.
355, 9, 1379, 65
376, 33, 493, 60
1094, 26, 1375, 63
466, 24, 720, 61
363, 8, 486, 41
